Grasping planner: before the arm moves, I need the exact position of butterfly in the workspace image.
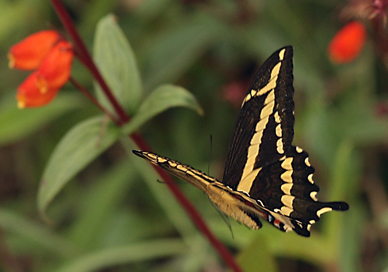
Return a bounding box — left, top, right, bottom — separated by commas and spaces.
133, 46, 349, 237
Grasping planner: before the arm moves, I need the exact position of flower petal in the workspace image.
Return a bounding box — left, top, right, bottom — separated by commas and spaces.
16, 72, 59, 108
37, 40, 73, 91
328, 21, 366, 64
9, 30, 61, 70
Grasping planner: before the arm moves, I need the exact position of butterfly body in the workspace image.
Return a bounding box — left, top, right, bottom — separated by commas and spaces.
133, 46, 349, 237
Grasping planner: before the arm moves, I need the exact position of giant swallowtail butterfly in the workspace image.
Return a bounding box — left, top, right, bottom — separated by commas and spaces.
133, 46, 349, 237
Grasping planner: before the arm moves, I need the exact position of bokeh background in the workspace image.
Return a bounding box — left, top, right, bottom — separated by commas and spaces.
0, 0, 386, 271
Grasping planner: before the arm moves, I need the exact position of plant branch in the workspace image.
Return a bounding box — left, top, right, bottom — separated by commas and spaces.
69, 77, 120, 124
50, 0, 129, 124
129, 133, 243, 272
51, 1, 242, 271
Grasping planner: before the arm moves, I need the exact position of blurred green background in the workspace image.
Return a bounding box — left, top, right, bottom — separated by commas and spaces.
0, 0, 386, 271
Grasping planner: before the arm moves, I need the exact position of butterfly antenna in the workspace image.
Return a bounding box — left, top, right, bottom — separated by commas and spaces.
207, 135, 213, 175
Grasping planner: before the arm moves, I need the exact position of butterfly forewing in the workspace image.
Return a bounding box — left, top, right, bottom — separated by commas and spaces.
132, 150, 218, 193
222, 47, 295, 192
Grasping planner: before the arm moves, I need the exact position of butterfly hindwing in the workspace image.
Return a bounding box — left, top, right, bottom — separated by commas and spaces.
247, 145, 349, 236
133, 150, 265, 230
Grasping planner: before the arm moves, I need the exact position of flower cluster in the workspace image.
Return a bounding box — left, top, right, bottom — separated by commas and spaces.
8, 30, 74, 108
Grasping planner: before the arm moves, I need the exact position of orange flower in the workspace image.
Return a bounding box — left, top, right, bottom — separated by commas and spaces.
9, 31, 74, 108
8, 30, 61, 70
328, 21, 366, 64
16, 72, 60, 108
36, 41, 73, 93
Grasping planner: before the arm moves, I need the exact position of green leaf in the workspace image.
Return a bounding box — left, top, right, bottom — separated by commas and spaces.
324, 140, 358, 262
54, 239, 186, 272
121, 84, 203, 135
340, 201, 365, 272
0, 207, 76, 257
0, 1, 33, 44
93, 14, 142, 115
68, 160, 137, 251
0, 93, 83, 146
142, 12, 224, 90
236, 235, 277, 272
38, 116, 120, 220
120, 137, 197, 238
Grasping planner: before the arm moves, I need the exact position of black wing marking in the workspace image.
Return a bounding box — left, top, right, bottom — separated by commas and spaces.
248, 145, 349, 237
132, 46, 349, 237
222, 46, 294, 191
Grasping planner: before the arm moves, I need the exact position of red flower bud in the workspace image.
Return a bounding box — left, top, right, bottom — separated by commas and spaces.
16, 72, 60, 108
328, 21, 366, 64
36, 41, 74, 93
8, 30, 61, 70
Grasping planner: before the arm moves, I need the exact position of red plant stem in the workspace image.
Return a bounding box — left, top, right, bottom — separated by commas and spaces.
50, 0, 129, 124
51, 1, 242, 271
371, 16, 388, 58
130, 134, 243, 272
69, 77, 121, 124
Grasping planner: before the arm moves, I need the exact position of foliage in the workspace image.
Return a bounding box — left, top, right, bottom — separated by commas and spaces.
0, 0, 387, 271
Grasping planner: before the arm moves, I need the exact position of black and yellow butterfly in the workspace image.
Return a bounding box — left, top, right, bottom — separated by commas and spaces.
133, 46, 349, 237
